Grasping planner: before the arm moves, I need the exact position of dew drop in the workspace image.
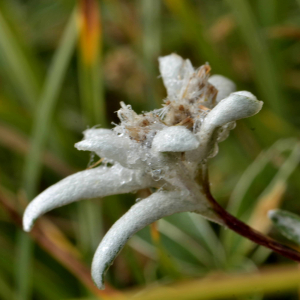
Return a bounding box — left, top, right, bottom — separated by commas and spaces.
151, 169, 163, 181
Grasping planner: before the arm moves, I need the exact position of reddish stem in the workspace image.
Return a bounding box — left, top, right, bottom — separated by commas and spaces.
201, 168, 300, 263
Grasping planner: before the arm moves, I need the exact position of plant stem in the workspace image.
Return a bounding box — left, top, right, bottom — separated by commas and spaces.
201, 166, 300, 263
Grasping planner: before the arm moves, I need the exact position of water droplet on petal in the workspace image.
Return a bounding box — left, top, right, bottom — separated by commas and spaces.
151, 169, 163, 181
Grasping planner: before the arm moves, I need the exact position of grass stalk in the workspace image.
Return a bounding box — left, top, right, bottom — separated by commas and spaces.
225, 0, 284, 116
17, 8, 78, 300
23, 8, 78, 199
164, 0, 232, 76
0, 11, 40, 108
141, 0, 161, 110
113, 265, 300, 300
77, 0, 106, 253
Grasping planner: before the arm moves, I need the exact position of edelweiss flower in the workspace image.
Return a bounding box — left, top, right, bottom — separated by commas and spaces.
23, 54, 263, 289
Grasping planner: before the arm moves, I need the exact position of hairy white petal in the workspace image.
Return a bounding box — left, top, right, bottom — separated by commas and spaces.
91, 190, 200, 289
23, 164, 153, 232
159, 54, 193, 99
188, 91, 263, 162
208, 75, 236, 103
83, 128, 112, 139
152, 126, 200, 152
202, 91, 262, 129
75, 130, 135, 167
233, 91, 257, 99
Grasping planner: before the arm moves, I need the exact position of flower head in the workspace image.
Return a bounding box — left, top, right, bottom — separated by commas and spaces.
23, 53, 263, 289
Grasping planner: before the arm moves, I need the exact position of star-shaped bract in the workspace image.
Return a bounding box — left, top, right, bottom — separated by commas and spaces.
23, 54, 263, 289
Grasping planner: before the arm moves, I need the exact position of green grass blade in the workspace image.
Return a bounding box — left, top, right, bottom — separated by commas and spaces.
0, 11, 40, 108
164, 212, 226, 268
158, 219, 214, 267
0, 271, 15, 300
237, 142, 300, 256
77, 0, 105, 253
256, 0, 277, 27
226, 139, 296, 218
77, 0, 106, 126
15, 231, 33, 300
77, 56, 107, 126
164, 0, 232, 76
17, 8, 78, 300
23, 8, 78, 198
222, 138, 297, 254
113, 265, 300, 300
141, 0, 161, 110
225, 0, 284, 116
187, 213, 227, 268
1, 236, 70, 300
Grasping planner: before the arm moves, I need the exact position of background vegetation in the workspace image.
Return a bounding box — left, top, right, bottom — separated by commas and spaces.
1, 0, 300, 299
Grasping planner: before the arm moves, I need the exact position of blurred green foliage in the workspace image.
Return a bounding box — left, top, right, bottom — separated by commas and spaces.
1, 0, 300, 299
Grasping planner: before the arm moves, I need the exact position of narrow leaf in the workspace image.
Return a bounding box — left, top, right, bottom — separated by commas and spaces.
225, 0, 284, 116
18, 9, 78, 300
269, 209, 300, 245
23, 8, 78, 199
0, 11, 40, 108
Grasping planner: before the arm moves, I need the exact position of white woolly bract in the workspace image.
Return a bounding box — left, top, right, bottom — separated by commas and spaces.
208, 75, 236, 103
152, 126, 200, 152
91, 190, 200, 289
23, 164, 153, 232
158, 54, 193, 100
201, 91, 262, 129
75, 129, 136, 167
